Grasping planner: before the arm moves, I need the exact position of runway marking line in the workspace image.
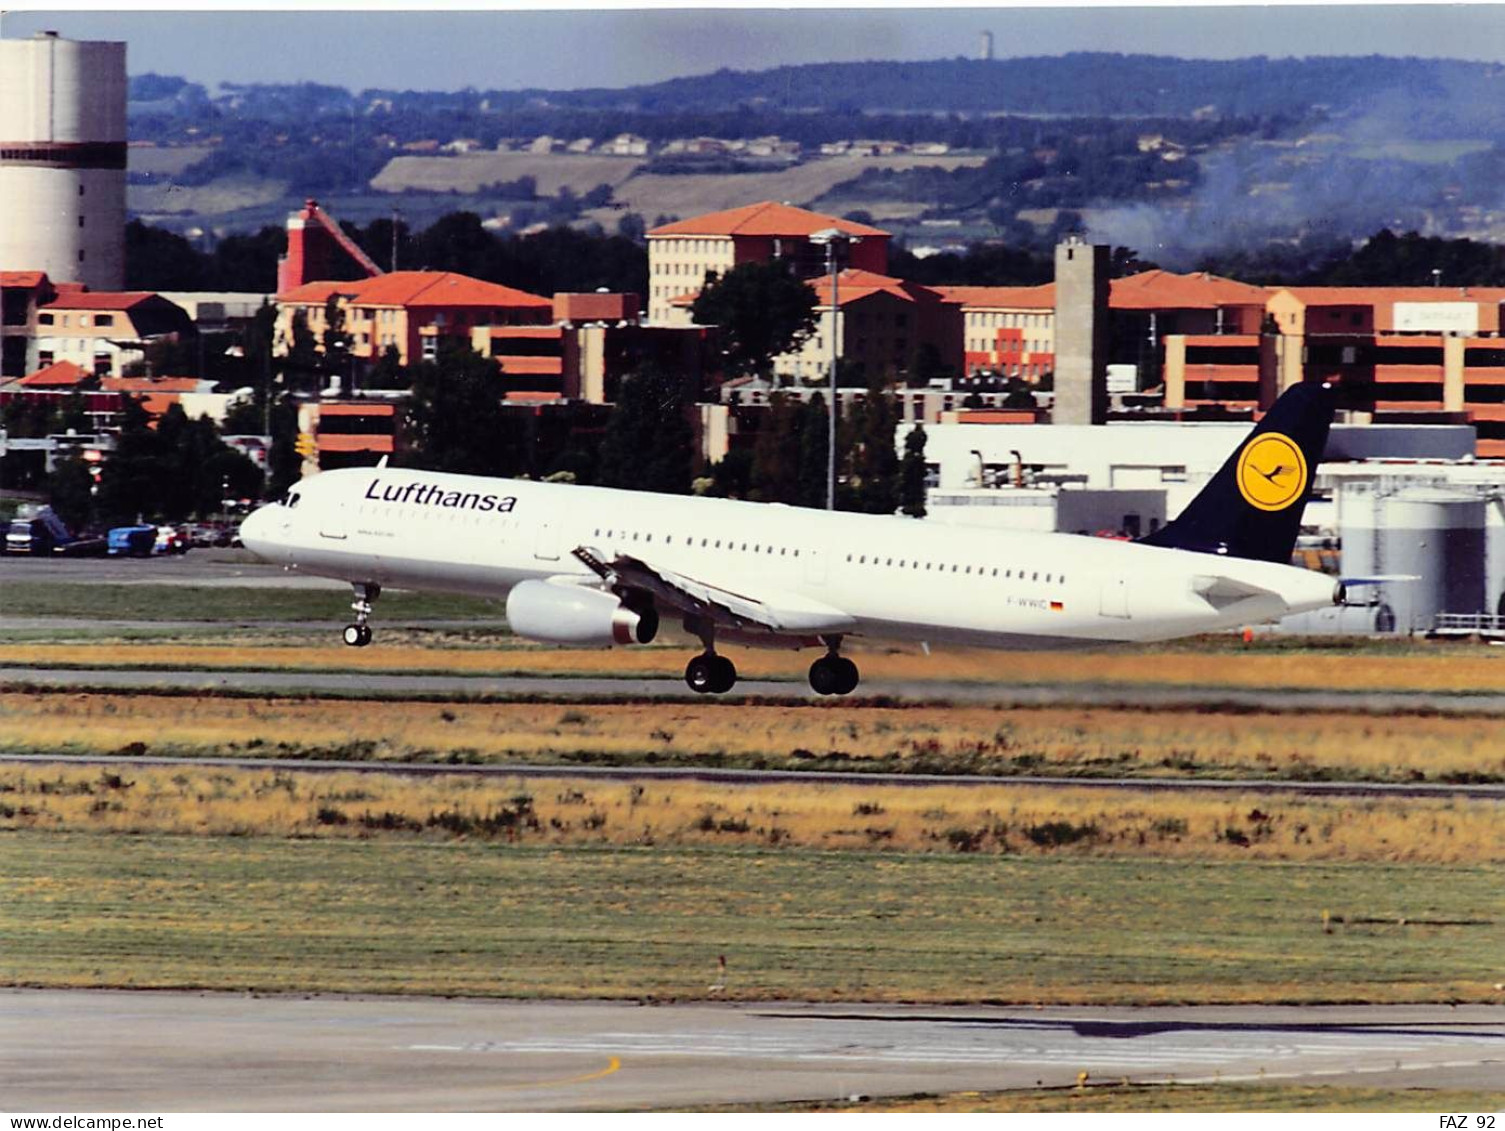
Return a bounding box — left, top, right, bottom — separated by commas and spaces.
406, 1049, 621, 1091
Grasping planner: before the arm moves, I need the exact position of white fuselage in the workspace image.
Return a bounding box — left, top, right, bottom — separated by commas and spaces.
240, 467, 1339, 650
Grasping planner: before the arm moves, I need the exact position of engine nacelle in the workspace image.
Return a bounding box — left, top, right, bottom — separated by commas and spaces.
505, 580, 657, 646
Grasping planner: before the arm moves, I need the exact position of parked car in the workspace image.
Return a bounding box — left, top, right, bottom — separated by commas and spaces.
155, 526, 188, 555
107, 525, 157, 557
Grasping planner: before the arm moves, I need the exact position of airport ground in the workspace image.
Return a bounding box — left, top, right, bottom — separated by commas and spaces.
1, 550, 1502, 1111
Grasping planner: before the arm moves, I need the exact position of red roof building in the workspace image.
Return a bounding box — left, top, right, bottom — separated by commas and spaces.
647, 201, 890, 323
12, 359, 89, 388
276, 270, 554, 368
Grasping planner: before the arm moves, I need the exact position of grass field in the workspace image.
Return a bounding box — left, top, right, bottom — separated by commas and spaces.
744, 1083, 1505, 1113
5, 690, 1503, 785
0, 582, 504, 622
6, 763, 1502, 863
3, 832, 1499, 1003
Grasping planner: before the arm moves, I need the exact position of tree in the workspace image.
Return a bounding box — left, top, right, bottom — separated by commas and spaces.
848, 374, 899, 515
97, 396, 170, 523
321, 295, 352, 395
365, 344, 410, 391
280, 310, 321, 397
265, 395, 302, 501
748, 392, 801, 503
708, 447, 753, 499
45, 457, 96, 533
690, 261, 818, 379
795, 393, 830, 510
404, 341, 521, 478
598, 365, 695, 495
900, 424, 928, 518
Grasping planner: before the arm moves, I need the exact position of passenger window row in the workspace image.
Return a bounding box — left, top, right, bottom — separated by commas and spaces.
593, 528, 802, 558
843, 552, 1062, 585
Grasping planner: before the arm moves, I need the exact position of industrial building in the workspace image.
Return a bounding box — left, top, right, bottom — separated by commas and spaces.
0, 32, 127, 292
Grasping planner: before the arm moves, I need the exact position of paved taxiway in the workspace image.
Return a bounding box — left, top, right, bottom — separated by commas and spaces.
8, 664, 1505, 716
5, 991, 1502, 1111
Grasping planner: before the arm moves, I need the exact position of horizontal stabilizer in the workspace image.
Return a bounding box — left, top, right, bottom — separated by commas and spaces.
1192, 574, 1279, 610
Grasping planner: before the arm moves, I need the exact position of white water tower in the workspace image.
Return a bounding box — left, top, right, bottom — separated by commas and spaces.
0, 31, 127, 290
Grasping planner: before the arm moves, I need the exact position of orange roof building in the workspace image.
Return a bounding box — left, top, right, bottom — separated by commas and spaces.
647, 201, 890, 324
934, 283, 1058, 379
12, 359, 89, 388
21, 291, 194, 380
276, 270, 554, 368
763, 268, 963, 386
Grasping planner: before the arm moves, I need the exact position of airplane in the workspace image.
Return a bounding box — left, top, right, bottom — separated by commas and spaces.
239, 380, 1343, 696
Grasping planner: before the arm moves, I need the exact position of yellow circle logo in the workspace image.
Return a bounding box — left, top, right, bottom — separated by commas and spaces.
1236, 432, 1308, 512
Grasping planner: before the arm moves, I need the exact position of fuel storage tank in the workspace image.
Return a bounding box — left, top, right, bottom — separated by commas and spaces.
1341, 485, 1487, 632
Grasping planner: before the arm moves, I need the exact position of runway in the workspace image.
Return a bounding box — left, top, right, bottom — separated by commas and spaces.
4, 990, 1500, 1111
8, 665, 1505, 715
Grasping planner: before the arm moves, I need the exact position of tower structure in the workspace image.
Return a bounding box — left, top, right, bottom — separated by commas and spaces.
1053, 236, 1109, 425
0, 31, 127, 290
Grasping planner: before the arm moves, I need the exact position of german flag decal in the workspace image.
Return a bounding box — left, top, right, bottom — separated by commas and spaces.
1050, 600, 1064, 611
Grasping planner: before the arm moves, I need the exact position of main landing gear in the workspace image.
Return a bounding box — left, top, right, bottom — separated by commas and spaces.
684, 618, 737, 694
342, 582, 379, 647
685, 652, 737, 695
808, 639, 860, 696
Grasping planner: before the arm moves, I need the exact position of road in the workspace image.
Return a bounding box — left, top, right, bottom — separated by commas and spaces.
4, 991, 1501, 1112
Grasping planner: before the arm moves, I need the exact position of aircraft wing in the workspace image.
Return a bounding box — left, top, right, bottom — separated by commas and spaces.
572, 547, 856, 634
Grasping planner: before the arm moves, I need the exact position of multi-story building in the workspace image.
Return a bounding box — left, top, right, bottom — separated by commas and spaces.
26, 290, 195, 377
647, 201, 888, 324
275, 270, 554, 368
1161, 285, 1505, 457
933, 283, 1056, 379
768, 268, 964, 386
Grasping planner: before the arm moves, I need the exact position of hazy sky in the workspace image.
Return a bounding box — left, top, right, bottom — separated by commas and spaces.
4, 5, 1505, 91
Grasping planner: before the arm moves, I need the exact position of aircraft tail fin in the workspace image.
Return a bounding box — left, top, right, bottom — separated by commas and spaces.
1139, 381, 1335, 563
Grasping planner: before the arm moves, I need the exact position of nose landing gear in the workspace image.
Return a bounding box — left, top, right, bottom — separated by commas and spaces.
342, 582, 380, 647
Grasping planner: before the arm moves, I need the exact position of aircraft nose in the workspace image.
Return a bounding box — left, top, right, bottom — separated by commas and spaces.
238, 505, 281, 562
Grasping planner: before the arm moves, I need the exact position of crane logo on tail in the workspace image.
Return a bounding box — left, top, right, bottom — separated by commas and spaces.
1235, 432, 1308, 512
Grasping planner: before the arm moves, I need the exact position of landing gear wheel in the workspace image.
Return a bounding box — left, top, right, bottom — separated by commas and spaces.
685, 654, 716, 694
708, 654, 737, 694
686, 654, 737, 694
831, 655, 859, 695
343, 582, 379, 648
809, 654, 860, 696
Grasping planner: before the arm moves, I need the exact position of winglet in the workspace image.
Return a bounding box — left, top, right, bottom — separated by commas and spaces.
1140, 381, 1336, 563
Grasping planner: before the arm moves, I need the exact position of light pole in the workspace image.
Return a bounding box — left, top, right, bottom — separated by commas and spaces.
809, 228, 860, 510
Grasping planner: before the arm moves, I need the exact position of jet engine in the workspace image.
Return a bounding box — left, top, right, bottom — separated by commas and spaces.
504, 580, 658, 646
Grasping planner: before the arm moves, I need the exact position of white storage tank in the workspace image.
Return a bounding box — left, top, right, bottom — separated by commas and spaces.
1341, 485, 1487, 633
0, 32, 127, 290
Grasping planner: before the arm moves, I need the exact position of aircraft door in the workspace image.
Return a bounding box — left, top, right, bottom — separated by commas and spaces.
1099, 577, 1130, 618
804, 547, 827, 586
534, 522, 560, 561
319, 500, 347, 541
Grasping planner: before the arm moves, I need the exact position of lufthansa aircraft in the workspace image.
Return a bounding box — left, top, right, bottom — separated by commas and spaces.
239, 381, 1343, 695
